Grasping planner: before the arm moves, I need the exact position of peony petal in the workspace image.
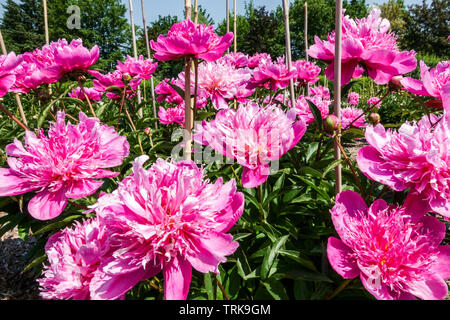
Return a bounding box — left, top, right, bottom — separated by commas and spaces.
330, 190, 367, 243
360, 273, 395, 300
327, 237, 360, 279
241, 164, 270, 189
28, 188, 67, 220
407, 276, 448, 300
91, 261, 160, 300
65, 179, 104, 199
432, 246, 450, 280
402, 192, 431, 221
0, 168, 35, 197
187, 231, 238, 274
163, 255, 192, 300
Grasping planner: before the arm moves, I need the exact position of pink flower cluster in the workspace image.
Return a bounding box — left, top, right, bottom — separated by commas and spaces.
69, 87, 102, 101
308, 8, 416, 85
290, 94, 331, 125
292, 59, 321, 85
90, 56, 157, 100
2, 39, 99, 95
191, 60, 254, 109
0, 111, 129, 220
50, 156, 242, 300
249, 57, 297, 92
194, 102, 306, 188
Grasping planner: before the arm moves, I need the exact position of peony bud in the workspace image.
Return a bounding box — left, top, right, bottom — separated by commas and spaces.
368, 112, 381, 125
122, 73, 132, 82
144, 127, 152, 135
323, 114, 341, 133
389, 76, 403, 91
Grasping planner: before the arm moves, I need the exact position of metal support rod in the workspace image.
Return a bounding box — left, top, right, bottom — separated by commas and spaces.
129, 0, 143, 118
233, 0, 237, 53
282, 0, 296, 109
226, 0, 230, 53
334, 0, 343, 195
141, 0, 158, 129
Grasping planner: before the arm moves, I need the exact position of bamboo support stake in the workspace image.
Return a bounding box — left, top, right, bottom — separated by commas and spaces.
282, 0, 296, 109
0, 30, 28, 127
184, 0, 193, 161
226, 0, 230, 53
43, 0, 52, 96
141, 0, 158, 129
304, 2, 308, 62
43, 0, 49, 45
194, 0, 199, 24
334, 0, 343, 195
129, 0, 143, 118
233, 0, 237, 53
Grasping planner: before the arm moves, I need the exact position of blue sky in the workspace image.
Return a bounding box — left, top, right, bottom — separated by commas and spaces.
120, 0, 425, 27
0, 0, 426, 28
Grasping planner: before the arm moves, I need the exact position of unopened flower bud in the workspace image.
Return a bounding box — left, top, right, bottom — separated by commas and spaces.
122, 73, 132, 82
144, 127, 152, 135
77, 75, 87, 84
389, 76, 403, 91
369, 112, 381, 125
323, 114, 341, 133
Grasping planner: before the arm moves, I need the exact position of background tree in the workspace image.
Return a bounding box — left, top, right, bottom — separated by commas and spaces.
1, 0, 131, 71
403, 0, 449, 57
379, 0, 409, 49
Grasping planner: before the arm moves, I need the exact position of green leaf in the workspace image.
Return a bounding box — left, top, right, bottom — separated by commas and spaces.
260, 279, 289, 300
295, 175, 331, 202
204, 273, 215, 300
260, 235, 289, 280
279, 249, 317, 271
33, 214, 83, 236
306, 99, 324, 131
22, 254, 46, 273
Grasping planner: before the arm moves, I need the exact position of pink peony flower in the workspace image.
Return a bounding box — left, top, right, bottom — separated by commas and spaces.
0, 111, 129, 220
150, 19, 233, 62
357, 113, 450, 218
38, 218, 113, 300
367, 97, 382, 108
158, 105, 185, 126
11, 60, 48, 93
90, 70, 140, 100
347, 91, 359, 105
292, 59, 321, 85
341, 106, 366, 128
0, 52, 21, 96
23, 39, 99, 83
307, 8, 417, 85
69, 87, 102, 101
309, 85, 331, 100
155, 78, 184, 105
218, 52, 249, 68
191, 60, 254, 109
115, 55, 158, 80
89, 156, 244, 300
328, 190, 450, 300
247, 53, 272, 68
194, 102, 306, 188
249, 59, 297, 92
400, 60, 449, 109
290, 95, 331, 125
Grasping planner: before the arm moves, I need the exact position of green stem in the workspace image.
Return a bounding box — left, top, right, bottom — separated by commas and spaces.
327, 278, 353, 300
